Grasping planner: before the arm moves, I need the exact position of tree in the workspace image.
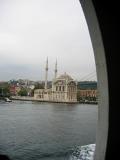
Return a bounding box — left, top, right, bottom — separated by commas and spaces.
0, 85, 10, 97
18, 88, 27, 96
34, 83, 44, 89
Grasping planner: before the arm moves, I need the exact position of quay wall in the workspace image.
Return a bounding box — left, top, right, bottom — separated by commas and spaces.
11, 96, 97, 104
11, 96, 79, 104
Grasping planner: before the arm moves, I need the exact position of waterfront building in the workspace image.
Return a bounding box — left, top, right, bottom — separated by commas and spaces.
9, 85, 21, 96
77, 89, 98, 101
34, 59, 77, 103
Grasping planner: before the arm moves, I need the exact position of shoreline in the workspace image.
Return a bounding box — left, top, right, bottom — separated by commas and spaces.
11, 96, 79, 104
0, 96, 98, 104
10, 96, 98, 104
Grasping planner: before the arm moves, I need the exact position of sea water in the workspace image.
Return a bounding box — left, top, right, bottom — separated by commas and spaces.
0, 101, 97, 160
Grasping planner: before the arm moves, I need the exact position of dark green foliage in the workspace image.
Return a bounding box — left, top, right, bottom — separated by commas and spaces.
34, 83, 44, 89
18, 88, 27, 96
0, 83, 10, 97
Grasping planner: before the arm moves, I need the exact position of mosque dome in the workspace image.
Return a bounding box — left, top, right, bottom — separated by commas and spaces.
56, 72, 73, 81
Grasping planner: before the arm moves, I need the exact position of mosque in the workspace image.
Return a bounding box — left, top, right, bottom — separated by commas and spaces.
34, 58, 77, 103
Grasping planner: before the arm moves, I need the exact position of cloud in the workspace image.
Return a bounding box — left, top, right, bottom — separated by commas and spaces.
0, 0, 97, 81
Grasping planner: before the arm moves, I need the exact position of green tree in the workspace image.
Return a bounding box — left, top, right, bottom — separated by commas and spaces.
18, 88, 27, 96
34, 83, 44, 89
0, 84, 10, 97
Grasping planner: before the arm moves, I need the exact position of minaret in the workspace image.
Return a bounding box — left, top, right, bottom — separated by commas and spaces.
45, 57, 48, 90
54, 59, 57, 79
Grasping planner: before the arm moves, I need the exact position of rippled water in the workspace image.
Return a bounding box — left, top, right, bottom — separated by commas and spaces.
0, 101, 98, 160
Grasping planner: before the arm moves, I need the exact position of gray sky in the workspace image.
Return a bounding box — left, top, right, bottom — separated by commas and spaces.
0, 0, 97, 81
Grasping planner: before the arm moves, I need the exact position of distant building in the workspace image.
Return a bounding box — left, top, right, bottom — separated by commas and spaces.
78, 89, 97, 98
34, 59, 77, 103
9, 85, 21, 96
28, 85, 35, 90
52, 73, 77, 102
77, 89, 98, 103
77, 80, 97, 102
77, 81, 97, 90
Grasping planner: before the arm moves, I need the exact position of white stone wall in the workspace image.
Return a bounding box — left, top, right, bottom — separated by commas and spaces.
52, 79, 77, 102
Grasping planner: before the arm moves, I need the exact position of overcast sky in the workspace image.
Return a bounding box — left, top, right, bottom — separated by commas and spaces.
0, 0, 97, 81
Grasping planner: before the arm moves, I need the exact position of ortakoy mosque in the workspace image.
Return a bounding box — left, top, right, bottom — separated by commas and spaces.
34, 58, 77, 103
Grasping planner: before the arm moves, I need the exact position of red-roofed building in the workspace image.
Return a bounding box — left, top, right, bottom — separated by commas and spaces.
9, 85, 21, 96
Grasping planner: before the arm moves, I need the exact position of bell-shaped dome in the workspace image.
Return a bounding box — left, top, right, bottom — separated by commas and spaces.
56, 72, 73, 81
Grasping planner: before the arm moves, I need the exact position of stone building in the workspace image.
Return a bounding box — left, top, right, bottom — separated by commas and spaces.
34, 58, 77, 103
52, 73, 77, 102
77, 89, 98, 101
78, 89, 97, 98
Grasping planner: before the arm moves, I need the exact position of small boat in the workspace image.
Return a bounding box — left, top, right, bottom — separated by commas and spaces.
4, 97, 12, 102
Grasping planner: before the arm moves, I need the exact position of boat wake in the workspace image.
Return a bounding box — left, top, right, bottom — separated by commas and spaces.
69, 144, 95, 160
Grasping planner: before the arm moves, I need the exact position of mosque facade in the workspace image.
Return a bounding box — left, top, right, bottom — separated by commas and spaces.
34, 58, 77, 103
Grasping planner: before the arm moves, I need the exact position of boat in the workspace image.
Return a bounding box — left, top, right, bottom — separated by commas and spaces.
4, 97, 12, 102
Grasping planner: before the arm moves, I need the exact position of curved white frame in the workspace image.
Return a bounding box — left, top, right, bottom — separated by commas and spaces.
80, 1, 109, 160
